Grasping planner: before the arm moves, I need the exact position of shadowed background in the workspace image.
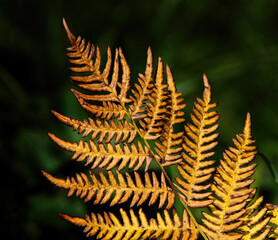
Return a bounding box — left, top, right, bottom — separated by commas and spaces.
1, 0, 278, 239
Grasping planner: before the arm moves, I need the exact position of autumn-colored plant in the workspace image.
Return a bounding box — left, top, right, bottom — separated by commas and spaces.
42, 19, 278, 240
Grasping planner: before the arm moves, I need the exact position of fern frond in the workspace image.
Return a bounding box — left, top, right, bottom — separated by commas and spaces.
201, 113, 257, 240
130, 50, 186, 166
72, 91, 126, 120
51, 110, 137, 144
64, 19, 187, 168
48, 133, 152, 171
42, 170, 175, 209
138, 57, 169, 141
103, 45, 186, 168
153, 65, 186, 167
44, 19, 278, 240
59, 208, 198, 240
63, 19, 131, 118
239, 196, 271, 240
129, 47, 154, 119
175, 75, 219, 208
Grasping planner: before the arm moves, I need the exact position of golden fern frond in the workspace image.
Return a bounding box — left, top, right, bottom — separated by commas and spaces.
129, 47, 154, 119
44, 19, 278, 240
71, 93, 126, 120
59, 208, 198, 240
174, 75, 219, 208
48, 133, 152, 171
63, 18, 187, 169
130, 49, 185, 166
201, 113, 257, 240
266, 203, 278, 239
99, 43, 186, 167
42, 170, 175, 209
239, 196, 271, 240
153, 65, 186, 166
63, 19, 131, 118
137, 56, 169, 141
51, 110, 137, 144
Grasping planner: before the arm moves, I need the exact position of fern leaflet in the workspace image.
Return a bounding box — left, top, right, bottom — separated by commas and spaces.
175, 74, 219, 208
59, 208, 198, 240
201, 113, 257, 239
42, 170, 175, 209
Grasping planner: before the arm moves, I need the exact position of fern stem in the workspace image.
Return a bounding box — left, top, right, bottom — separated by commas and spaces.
121, 103, 209, 240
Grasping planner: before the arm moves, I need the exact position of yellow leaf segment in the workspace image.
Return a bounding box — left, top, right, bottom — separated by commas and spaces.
175, 75, 219, 208
59, 208, 198, 240
42, 170, 175, 209
201, 113, 258, 240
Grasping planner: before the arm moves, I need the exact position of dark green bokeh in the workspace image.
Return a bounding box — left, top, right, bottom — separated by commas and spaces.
1, 0, 278, 239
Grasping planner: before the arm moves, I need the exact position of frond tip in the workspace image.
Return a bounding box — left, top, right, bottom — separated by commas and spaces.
63, 18, 132, 121
63, 18, 75, 45
59, 208, 199, 240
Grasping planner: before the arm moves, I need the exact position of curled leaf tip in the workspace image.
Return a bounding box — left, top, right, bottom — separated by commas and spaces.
244, 112, 251, 136
202, 74, 210, 89
202, 74, 211, 103
63, 18, 75, 44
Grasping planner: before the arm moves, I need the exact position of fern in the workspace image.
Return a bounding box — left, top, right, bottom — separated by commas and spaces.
43, 19, 278, 240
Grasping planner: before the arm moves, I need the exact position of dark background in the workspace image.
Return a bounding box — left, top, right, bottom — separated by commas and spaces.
1, 0, 278, 239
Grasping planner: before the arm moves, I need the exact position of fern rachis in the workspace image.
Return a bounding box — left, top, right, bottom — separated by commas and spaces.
43, 19, 278, 240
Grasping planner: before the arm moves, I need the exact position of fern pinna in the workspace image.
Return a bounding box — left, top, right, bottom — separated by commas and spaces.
42, 19, 278, 240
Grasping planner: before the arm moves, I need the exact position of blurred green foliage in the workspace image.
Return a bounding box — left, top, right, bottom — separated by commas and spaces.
1, 0, 278, 239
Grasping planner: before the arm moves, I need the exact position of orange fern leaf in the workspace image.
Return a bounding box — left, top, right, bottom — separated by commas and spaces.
59, 208, 198, 240
72, 91, 126, 120
42, 170, 175, 209
175, 74, 219, 208
138, 56, 169, 140
48, 133, 152, 171
63, 18, 131, 119
44, 19, 278, 240
126, 46, 186, 167
153, 65, 186, 167
129, 47, 154, 119
201, 113, 257, 240
51, 110, 137, 143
